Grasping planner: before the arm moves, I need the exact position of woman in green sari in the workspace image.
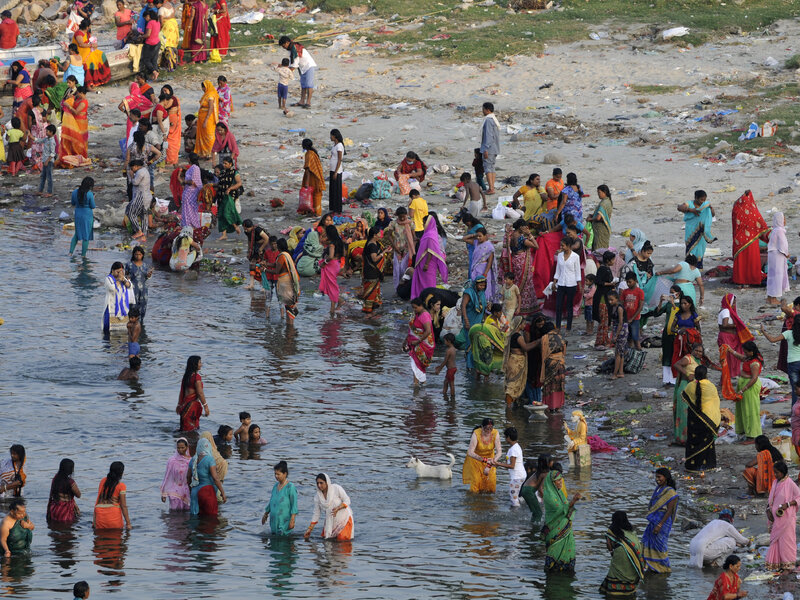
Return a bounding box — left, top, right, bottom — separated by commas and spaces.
44, 76, 76, 120
296, 229, 324, 277
469, 302, 507, 381
588, 184, 613, 250
600, 511, 645, 597
542, 469, 580, 573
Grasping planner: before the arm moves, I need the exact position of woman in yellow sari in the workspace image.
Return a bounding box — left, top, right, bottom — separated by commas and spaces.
468, 302, 508, 381
195, 80, 219, 159
462, 418, 502, 493
301, 138, 326, 216
57, 86, 89, 167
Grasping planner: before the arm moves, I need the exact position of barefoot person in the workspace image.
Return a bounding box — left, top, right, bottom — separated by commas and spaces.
765, 461, 800, 573
462, 418, 502, 493
479, 102, 500, 194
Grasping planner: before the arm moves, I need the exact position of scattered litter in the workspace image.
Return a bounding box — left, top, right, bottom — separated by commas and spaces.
763, 56, 780, 68
589, 31, 608, 40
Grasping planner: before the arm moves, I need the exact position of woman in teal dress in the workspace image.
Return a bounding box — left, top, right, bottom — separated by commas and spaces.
261, 460, 298, 535
0, 499, 34, 557
656, 254, 704, 306
70, 176, 95, 257
460, 277, 487, 370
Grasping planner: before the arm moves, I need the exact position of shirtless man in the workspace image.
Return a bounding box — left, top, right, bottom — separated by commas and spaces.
460, 172, 486, 217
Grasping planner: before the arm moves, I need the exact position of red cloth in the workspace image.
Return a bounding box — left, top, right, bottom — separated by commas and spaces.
196, 484, 219, 516
176, 372, 203, 431
263, 249, 279, 281
0, 18, 19, 49
732, 190, 768, 285
706, 571, 741, 600
210, 0, 230, 55
169, 165, 187, 207
189, 0, 208, 62
620, 287, 644, 322
211, 130, 238, 160
532, 231, 562, 297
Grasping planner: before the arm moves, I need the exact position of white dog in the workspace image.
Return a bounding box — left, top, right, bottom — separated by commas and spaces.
406, 453, 455, 479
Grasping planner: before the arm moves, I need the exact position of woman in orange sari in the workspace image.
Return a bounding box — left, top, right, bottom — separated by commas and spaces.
706, 555, 745, 600
462, 418, 502, 493
732, 190, 770, 285
57, 86, 89, 167
159, 85, 181, 165
301, 138, 326, 216
179, 0, 193, 62
742, 435, 782, 495
194, 80, 218, 159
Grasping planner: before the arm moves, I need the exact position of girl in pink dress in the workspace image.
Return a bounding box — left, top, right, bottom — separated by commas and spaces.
320, 224, 345, 316
404, 297, 435, 386
160, 438, 191, 510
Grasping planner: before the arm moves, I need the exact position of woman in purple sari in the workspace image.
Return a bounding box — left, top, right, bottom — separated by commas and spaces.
411, 215, 448, 298
181, 152, 202, 228
470, 227, 498, 302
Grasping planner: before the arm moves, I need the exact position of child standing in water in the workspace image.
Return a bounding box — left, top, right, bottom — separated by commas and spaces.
502, 272, 520, 322
118, 356, 141, 380
434, 333, 457, 397
127, 306, 141, 357
493, 427, 526, 507
262, 236, 281, 319
234, 411, 251, 443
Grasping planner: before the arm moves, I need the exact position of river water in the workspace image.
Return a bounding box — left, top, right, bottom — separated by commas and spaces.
0, 208, 727, 598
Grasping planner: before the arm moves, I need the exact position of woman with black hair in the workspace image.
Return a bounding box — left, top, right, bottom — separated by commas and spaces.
641, 467, 678, 573
70, 176, 96, 256
0, 445, 25, 498
762, 316, 800, 405
328, 129, 345, 213
707, 554, 747, 600
176, 356, 208, 431
742, 434, 782, 495
727, 340, 764, 439
600, 510, 644, 597
93, 461, 131, 529
320, 224, 345, 316
47, 459, 81, 523
683, 365, 721, 471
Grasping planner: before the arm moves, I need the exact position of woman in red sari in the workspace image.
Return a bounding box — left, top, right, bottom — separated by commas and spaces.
210, 0, 230, 56
732, 190, 770, 285
46, 459, 81, 524
405, 297, 435, 387
56, 86, 89, 167
501, 219, 539, 317
176, 355, 208, 432
706, 555, 746, 600
187, 0, 208, 63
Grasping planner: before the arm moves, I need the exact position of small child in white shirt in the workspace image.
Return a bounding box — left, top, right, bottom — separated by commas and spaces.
493, 427, 526, 507
276, 58, 294, 113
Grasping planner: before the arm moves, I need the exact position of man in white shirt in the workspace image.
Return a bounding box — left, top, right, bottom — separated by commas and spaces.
553, 236, 582, 331
279, 36, 318, 109
688, 508, 749, 568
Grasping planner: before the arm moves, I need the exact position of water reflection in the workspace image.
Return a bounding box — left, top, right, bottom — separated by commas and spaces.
0, 555, 34, 591
187, 516, 229, 569
92, 529, 129, 583
47, 525, 79, 572
308, 540, 352, 589
263, 536, 298, 595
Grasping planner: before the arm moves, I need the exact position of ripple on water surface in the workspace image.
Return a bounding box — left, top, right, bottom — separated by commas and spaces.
0, 213, 723, 598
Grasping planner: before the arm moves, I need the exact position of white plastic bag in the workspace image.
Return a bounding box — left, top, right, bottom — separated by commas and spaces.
492, 200, 506, 221
154, 198, 170, 215
441, 300, 463, 339
200, 212, 212, 227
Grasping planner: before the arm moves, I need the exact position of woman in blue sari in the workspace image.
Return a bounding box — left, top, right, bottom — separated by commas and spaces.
461, 277, 487, 370
461, 214, 483, 273
188, 437, 226, 516
680, 190, 715, 269
641, 467, 678, 574
626, 240, 665, 308
261, 460, 298, 536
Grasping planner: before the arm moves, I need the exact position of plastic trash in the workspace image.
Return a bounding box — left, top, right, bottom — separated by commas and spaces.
761, 121, 777, 137
763, 56, 780, 68
229, 11, 264, 24
589, 31, 608, 40
58, 211, 70, 220
662, 27, 689, 40
491, 199, 507, 221
738, 122, 759, 142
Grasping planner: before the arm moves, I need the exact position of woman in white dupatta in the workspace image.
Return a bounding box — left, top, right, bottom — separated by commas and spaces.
103, 261, 135, 334
304, 473, 354, 540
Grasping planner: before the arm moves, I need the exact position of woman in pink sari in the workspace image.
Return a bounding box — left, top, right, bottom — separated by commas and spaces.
411, 216, 448, 299
765, 461, 800, 573
160, 438, 191, 510
119, 82, 153, 140
404, 297, 435, 386
501, 219, 539, 317
716, 294, 751, 379
320, 224, 345, 316
470, 227, 498, 302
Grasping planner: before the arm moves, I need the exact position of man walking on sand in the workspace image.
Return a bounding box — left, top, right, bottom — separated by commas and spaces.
480, 102, 500, 195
